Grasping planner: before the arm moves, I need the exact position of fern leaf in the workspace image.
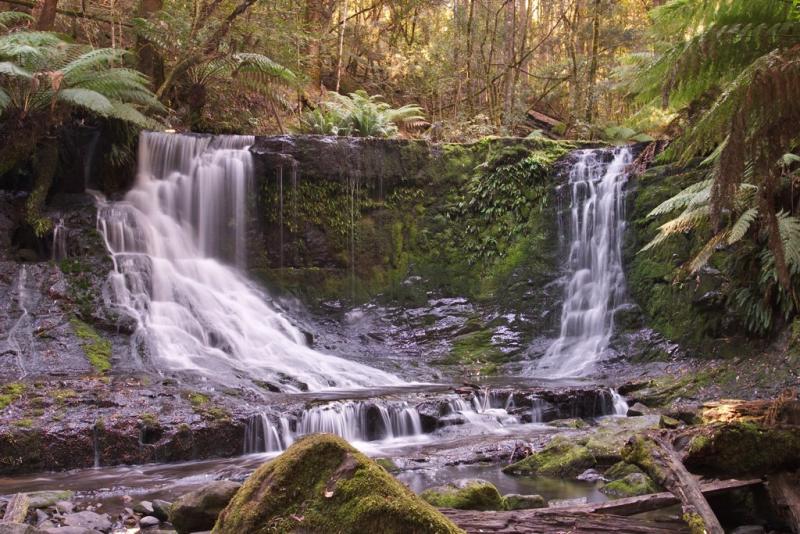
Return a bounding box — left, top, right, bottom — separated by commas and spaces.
727, 207, 759, 244
0, 11, 33, 30
0, 60, 32, 78
56, 87, 113, 115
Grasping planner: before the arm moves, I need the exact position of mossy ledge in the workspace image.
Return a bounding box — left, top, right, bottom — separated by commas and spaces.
70, 317, 112, 373
213, 433, 464, 534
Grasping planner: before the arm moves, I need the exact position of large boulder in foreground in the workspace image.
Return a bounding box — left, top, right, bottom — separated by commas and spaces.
213, 434, 463, 534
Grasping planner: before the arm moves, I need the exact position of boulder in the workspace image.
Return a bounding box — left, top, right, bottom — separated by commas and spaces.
138, 516, 160, 529
213, 434, 462, 534
502, 494, 547, 510
626, 402, 650, 417
0, 525, 45, 534
170, 481, 241, 534
151, 499, 171, 522
133, 500, 154, 515
62, 511, 112, 532
604, 461, 644, 480
600, 472, 660, 499
26, 491, 74, 509
502, 437, 595, 478
420, 479, 505, 511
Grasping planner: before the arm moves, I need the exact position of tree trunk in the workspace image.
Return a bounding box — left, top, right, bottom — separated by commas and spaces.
35, 0, 58, 29
305, 0, 324, 91
502, 0, 517, 125
136, 0, 164, 90
768, 471, 800, 533
334, 0, 347, 92
585, 0, 601, 124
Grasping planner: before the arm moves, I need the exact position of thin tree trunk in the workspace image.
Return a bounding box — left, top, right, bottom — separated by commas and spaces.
335, 0, 348, 92
585, 0, 601, 124
35, 0, 58, 29
502, 0, 517, 125
136, 0, 165, 90
465, 0, 475, 113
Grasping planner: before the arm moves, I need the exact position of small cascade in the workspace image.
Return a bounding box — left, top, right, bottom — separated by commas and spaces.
529, 396, 550, 423
52, 218, 67, 260
243, 400, 424, 454
97, 132, 401, 391
535, 147, 633, 377
610, 388, 629, 416
243, 414, 287, 454
7, 265, 30, 379
92, 424, 101, 468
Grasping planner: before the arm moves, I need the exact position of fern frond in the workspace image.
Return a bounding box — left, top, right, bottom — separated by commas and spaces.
0, 11, 33, 30
688, 232, 729, 273
56, 87, 113, 115
647, 178, 712, 217
0, 86, 9, 112
727, 207, 759, 244
0, 60, 31, 78
777, 211, 800, 267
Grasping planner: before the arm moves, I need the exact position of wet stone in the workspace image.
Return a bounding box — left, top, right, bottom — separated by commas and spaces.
62, 511, 112, 532
151, 499, 171, 522
139, 516, 161, 528
133, 500, 154, 515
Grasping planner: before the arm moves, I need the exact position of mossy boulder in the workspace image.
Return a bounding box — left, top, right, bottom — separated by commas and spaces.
420, 479, 505, 511
601, 472, 660, 499
604, 461, 644, 481
502, 493, 547, 510
213, 434, 463, 534
683, 422, 800, 476
502, 437, 596, 478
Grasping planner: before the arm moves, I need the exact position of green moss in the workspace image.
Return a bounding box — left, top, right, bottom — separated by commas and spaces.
601, 472, 659, 499
622, 436, 667, 483
13, 418, 34, 428
503, 437, 596, 478
140, 412, 159, 427
213, 434, 463, 534
51, 388, 77, 406
683, 511, 707, 534
439, 327, 509, 373
187, 392, 211, 407
502, 494, 547, 510
375, 457, 399, 473
70, 318, 111, 373
683, 422, 800, 476
420, 480, 505, 511
0, 383, 26, 410
605, 461, 644, 480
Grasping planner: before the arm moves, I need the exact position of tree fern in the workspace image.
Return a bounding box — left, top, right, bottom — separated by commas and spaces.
0, 11, 31, 30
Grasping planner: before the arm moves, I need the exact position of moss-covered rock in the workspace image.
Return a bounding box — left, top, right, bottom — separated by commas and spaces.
502, 437, 596, 478
604, 461, 644, 480
213, 434, 463, 534
420, 479, 505, 511
683, 422, 800, 476
502, 493, 547, 510
600, 472, 660, 499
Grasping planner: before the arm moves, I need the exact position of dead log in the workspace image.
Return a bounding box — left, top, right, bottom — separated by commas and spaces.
624, 433, 724, 534
572, 478, 761, 517
1, 493, 29, 524
768, 471, 800, 533
439, 479, 759, 533
443, 509, 689, 534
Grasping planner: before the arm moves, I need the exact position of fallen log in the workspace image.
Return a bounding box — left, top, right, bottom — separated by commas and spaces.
565, 478, 761, 517
624, 433, 724, 534
768, 471, 800, 534
1, 493, 29, 524
443, 509, 689, 534
439, 478, 760, 532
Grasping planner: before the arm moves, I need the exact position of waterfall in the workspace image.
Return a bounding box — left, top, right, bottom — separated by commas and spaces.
52, 218, 67, 260
535, 147, 633, 378
610, 388, 629, 416
7, 265, 30, 379
97, 132, 402, 391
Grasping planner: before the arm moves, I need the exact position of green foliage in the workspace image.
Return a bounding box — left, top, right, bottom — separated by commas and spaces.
297, 90, 424, 137
627, 0, 800, 335
70, 318, 112, 373
0, 22, 163, 128
0, 382, 25, 411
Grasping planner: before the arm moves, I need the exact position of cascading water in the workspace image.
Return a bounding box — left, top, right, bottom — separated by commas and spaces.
97, 132, 402, 391
535, 147, 633, 378
52, 218, 67, 260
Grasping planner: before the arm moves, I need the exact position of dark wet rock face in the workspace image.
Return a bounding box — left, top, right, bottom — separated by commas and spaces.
169, 480, 241, 534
